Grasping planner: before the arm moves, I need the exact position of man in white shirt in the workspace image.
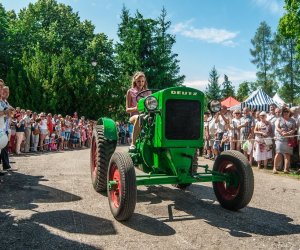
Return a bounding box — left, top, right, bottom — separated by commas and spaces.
0, 82, 13, 173
212, 106, 230, 158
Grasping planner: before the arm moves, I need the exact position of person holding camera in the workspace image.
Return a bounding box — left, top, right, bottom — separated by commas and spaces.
213, 105, 230, 158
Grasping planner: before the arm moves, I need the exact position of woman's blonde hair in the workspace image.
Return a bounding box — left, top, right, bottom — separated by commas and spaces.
131, 71, 148, 89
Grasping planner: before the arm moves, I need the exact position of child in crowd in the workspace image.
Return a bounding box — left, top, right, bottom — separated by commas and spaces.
221, 124, 231, 151
74, 126, 81, 148
49, 133, 57, 151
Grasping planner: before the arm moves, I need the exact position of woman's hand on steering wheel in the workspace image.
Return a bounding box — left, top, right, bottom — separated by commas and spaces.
136, 89, 160, 102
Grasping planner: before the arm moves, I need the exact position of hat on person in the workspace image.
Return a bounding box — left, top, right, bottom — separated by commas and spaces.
259, 111, 267, 116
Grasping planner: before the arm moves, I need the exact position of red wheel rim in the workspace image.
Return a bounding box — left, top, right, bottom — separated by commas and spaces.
91, 136, 97, 178
215, 160, 240, 201
109, 163, 121, 208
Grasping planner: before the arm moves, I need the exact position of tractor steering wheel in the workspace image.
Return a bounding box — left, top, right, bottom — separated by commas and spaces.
136, 89, 159, 102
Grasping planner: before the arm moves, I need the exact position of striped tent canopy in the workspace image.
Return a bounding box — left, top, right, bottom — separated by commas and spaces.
241, 88, 280, 112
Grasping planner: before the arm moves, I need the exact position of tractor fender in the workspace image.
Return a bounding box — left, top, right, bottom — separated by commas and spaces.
96, 117, 118, 141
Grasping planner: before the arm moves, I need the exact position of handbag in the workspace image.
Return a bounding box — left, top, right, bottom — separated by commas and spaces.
264, 137, 273, 146
288, 137, 297, 148
33, 127, 40, 135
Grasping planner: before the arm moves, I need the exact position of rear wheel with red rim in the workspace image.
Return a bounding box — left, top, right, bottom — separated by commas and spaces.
213, 150, 254, 210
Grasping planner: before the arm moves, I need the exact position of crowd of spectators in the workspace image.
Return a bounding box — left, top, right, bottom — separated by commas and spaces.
8, 110, 94, 155
0, 79, 98, 175
204, 104, 300, 174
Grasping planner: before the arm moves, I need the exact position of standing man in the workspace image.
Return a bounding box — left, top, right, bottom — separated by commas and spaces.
1, 83, 13, 171
213, 105, 230, 158
239, 107, 255, 165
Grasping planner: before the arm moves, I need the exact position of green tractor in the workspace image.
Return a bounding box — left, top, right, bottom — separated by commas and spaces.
90, 86, 254, 221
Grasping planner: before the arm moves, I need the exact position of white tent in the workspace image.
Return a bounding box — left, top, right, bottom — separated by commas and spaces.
229, 103, 241, 111
273, 93, 293, 108
273, 93, 286, 107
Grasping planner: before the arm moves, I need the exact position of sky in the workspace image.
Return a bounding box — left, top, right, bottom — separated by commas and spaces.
1, 0, 285, 91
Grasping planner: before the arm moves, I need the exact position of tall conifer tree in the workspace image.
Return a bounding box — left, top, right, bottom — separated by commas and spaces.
221, 74, 235, 98
205, 66, 221, 100
250, 21, 277, 96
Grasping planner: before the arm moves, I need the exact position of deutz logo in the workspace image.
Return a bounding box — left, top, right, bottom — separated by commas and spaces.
171, 90, 197, 96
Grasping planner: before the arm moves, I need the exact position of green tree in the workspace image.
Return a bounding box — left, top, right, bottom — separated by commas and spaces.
273, 34, 300, 104
205, 66, 221, 100
221, 74, 235, 98
250, 21, 277, 96
116, 6, 184, 90
8, 0, 119, 118
279, 0, 300, 56
278, 0, 300, 104
3, 1, 185, 120
236, 81, 251, 101
0, 4, 9, 77
151, 7, 184, 89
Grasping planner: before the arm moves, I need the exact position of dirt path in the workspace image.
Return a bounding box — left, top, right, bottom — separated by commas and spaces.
0, 147, 299, 249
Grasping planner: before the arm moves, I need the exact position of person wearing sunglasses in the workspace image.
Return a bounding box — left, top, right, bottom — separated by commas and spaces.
273, 108, 296, 174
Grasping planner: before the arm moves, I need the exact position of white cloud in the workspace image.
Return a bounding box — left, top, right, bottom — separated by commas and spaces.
219, 66, 257, 83
252, 0, 284, 15
184, 67, 257, 91
184, 80, 209, 91
172, 20, 239, 47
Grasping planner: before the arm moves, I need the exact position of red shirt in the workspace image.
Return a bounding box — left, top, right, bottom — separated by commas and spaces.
47, 121, 54, 134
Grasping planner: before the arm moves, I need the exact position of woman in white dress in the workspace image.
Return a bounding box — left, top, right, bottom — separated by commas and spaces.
253, 111, 272, 169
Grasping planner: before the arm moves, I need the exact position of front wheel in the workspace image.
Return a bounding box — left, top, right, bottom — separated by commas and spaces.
107, 152, 137, 221
213, 150, 254, 210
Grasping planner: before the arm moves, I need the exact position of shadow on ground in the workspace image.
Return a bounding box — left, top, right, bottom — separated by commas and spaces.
0, 172, 81, 210
130, 184, 300, 237
0, 211, 99, 249
122, 212, 176, 236
0, 171, 116, 249
32, 210, 116, 235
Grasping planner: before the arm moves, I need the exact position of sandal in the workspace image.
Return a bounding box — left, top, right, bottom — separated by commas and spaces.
129, 145, 136, 151
272, 170, 278, 174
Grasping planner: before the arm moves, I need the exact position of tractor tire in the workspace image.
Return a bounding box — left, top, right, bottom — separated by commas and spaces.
212, 150, 254, 211
107, 152, 136, 221
90, 125, 116, 193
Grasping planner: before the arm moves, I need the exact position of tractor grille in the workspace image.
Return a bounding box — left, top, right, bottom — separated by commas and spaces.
165, 99, 200, 140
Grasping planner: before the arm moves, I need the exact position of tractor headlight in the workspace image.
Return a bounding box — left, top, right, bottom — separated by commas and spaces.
144, 96, 158, 111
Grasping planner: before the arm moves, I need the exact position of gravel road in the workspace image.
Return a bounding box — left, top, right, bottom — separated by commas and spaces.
0, 146, 299, 250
